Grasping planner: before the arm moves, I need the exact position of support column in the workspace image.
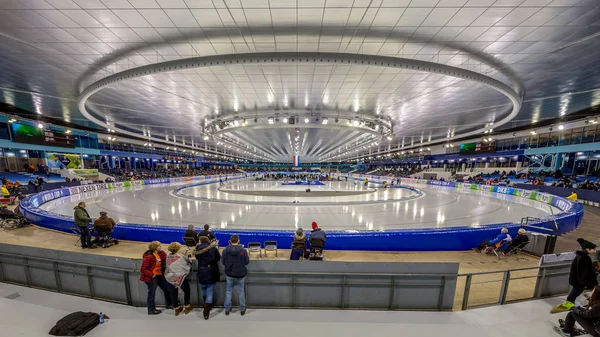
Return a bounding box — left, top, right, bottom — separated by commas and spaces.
131, 157, 136, 170
553, 153, 563, 171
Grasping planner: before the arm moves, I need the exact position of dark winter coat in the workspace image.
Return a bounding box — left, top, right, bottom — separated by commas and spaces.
73, 206, 91, 228
199, 229, 216, 241
139, 249, 167, 283
291, 232, 306, 250
222, 244, 250, 278
184, 229, 199, 242
195, 241, 220, 284
310, 228, 326, 242
574, 302, 600, 321
569, 251, 598, 289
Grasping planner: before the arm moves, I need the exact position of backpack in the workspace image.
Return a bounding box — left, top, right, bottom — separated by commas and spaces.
49, 311, 100, 336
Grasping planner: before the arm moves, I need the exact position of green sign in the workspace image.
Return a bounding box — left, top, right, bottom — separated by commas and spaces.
72, 169, 98, 175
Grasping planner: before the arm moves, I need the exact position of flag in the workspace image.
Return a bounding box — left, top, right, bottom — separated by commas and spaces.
293, 155, 300, 167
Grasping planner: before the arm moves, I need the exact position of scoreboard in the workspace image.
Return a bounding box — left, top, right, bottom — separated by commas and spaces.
459, 141, 496, 155
44, 130, 75, 148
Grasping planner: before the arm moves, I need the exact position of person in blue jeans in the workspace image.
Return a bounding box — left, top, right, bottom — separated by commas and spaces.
222, 234, 250, 316
195, 236, 220, 320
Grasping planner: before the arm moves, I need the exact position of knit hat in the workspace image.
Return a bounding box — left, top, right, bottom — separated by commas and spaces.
312, 221, 318, 229
577, 238, 597, 250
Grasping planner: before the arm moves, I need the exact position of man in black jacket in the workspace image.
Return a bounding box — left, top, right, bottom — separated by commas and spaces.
222, 234, 250, 316
184, 225, 199, 244
199, 224, 216, 241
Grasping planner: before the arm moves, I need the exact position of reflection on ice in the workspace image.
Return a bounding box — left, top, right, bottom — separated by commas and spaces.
37, 179, 559, 231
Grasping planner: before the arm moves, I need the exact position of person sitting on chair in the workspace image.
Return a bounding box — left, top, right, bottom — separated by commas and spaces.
1, 185, 10, 198
198, 224, 216, 242
290, 228, 306, 260
503, 228, 529, 254
184, 225, 199, 244
93, 211, 116, 243
93, 211, 116, 232
0, 204, 17, 220
309, 222, 326, 243
555, 285, 600, 337
476, 228, 512, 254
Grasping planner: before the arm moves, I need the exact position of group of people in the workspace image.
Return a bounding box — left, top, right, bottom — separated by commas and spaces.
290, 222, 326, 260
553, 238, 600, 337
100, 168, 237, 182
73, 202, 116, 249
475, 227, 530, 255
140, 233, 249, 319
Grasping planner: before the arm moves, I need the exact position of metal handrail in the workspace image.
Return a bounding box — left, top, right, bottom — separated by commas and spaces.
457, 262, 571, 277
0, 251, 136, 273
459, 262, 572, 310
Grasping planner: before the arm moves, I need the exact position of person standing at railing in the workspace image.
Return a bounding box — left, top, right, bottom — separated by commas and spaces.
552, 238, 598, 314
140, 241, 174, 315
195, 236, 220, 320
222, 234, 250, 316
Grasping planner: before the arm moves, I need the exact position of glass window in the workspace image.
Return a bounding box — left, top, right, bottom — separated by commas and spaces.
559, 129, 571, 146
583, 125, 596, 143
570, 127, 583, 145
0, 122, 10, 140
538, 133, 549, 148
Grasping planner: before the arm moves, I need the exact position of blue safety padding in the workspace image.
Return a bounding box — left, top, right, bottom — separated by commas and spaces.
19, 174, 584, 252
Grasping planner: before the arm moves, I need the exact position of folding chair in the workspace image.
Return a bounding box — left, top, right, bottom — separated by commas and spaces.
70, 227, 82, 246
490, 239, 512, 258
247, 242, 262, 258
182, 236, 198, 247
264, 240, 278, 257
502, 241, 529, 260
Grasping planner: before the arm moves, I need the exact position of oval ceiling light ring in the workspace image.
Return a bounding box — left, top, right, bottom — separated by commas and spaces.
77, 52, 522, 152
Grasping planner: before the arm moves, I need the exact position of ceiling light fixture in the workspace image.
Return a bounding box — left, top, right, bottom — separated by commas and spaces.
268, 117, 274, 124
322, 118, 328, 125
304, 117, 309, 123
283, 117, 288, 123
37, 123, 43, 128
530, 131, 537, 135
558, 124, 565, 130
65, 130, 72, 134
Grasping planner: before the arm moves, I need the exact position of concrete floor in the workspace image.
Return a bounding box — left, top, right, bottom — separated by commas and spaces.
38, 179, 556, 230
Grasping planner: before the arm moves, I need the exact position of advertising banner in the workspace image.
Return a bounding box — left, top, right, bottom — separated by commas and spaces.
72, 169, 98, 175
47, 153, 83, 169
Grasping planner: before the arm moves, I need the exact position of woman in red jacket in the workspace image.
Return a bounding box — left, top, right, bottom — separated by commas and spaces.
140, 241, 173, 315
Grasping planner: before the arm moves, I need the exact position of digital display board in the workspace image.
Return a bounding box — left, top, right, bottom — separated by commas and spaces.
44, 130, 75, 148
11, 123, 45, 145
11, 123, 75, 148
459, 141, 496, 155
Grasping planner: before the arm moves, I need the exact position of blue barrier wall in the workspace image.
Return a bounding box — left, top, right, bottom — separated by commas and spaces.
20, 174, 584, 252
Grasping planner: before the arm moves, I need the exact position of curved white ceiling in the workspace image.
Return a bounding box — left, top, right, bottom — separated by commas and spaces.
0, 0, 599, 162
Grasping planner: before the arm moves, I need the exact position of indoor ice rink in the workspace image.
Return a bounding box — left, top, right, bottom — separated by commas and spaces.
40, 179, 557, 230
0, 0, 599, 336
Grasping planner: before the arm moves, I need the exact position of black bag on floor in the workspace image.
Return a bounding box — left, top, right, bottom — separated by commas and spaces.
49, 311, 99, 336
